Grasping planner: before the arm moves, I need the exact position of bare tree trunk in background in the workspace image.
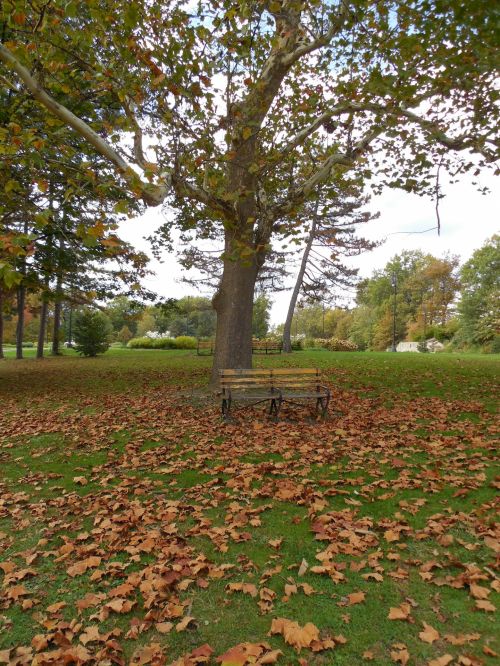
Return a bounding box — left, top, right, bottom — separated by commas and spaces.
51, 238, 64, 355
36, 295, 49, 359
0, 289, 4, 360
282, 207, 319, 353
15, 283, 25, 360
52, 284, 63, 355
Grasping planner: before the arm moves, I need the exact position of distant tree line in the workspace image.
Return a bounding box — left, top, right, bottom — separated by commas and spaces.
279, 236, 499, 353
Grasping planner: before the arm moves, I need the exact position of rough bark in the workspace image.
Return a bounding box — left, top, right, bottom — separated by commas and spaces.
210, 257, 259, 387
36, 296, 49, 359
282, 213, 318, 353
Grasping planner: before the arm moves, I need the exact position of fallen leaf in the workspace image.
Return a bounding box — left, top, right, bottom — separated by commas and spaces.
269, 617, 320, 651
176, 616, 197, 632
428, 655, 453, 666
347, 591, 365, 605
388, 603, 411, 621
419, 622, 440, 644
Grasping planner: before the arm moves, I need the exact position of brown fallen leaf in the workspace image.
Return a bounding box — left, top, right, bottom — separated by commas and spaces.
388, 603, 411, 621
428, 655, 453, 666
176, 616, 197, 632
226, 582, 258, 598
475, 599, 495, 612
105, 598, 136, 613
385, 530, 400, 542
268, 538, 283, 549
444, 633, 480, 646
419, 622, 440, 644
130, 642, 164, 665
347, 591, 365, 605
46, 601, 66, 613
469, 584, 490, 599
269, 617, 320, 651
66, 556, 101, 578
73, 476, 88, 485
391, 646, 410, 665
155, 622, 174, 634
298, 559, 308, 577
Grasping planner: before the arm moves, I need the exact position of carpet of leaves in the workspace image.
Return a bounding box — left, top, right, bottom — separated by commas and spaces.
0, 352, 498, 666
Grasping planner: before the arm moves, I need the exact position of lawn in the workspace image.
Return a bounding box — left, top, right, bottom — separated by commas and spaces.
0, 349, 498, 665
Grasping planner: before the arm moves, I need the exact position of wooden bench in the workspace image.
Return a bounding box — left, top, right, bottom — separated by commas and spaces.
219, 368, 330, 420
197, 340, 215, 356
251, 340, 283, 354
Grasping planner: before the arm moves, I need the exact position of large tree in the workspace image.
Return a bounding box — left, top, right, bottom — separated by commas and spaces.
1, 1, 498, 381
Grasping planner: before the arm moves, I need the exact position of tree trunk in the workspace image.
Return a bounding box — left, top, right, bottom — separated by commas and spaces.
210, 258, 259, 387
0, 289, 4, 360
52, 238, 64, 355
282, 210, 318, 353
15, 283, 25, 360
36, 296, 49, 359
52, 297, 62, 355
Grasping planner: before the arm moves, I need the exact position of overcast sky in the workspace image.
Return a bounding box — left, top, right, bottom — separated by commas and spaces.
118, 171, 499, 325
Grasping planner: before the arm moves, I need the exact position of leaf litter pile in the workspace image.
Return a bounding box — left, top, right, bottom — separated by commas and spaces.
0, 352, 498, 665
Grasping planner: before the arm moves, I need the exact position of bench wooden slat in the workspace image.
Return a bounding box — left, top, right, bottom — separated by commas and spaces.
271, 368, 319, 375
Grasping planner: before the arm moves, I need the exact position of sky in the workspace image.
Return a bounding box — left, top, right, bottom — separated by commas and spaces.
118, 171, 499, 325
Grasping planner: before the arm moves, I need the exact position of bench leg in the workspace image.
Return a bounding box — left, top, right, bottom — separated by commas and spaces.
316, 394, 330, 418
268, 397, 280, 420
222, 396, 232, 420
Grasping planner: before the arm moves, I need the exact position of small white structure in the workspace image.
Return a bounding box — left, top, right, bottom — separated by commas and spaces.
396, 341, 420, 352
389, 339, 444, 353
426, 337, 445, 352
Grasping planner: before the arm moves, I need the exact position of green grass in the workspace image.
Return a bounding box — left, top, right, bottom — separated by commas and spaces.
0, 350, 498, 664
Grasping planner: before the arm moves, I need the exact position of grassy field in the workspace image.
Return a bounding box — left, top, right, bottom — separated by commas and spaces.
0, 349, 498, 665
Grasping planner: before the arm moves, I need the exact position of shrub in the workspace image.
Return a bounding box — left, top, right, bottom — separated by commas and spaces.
174, 335, 197, 349
325, 337, 358, 352
73, 309, 112, 357
291, 338, 303, 351
22, 341, 34, 348
417, 340, 429, 353
302, 337, 318, 349
127, 336, 176, 349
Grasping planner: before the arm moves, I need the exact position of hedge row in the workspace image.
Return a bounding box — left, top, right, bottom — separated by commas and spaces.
127, 336, 197, 350
312, 337, 359, 351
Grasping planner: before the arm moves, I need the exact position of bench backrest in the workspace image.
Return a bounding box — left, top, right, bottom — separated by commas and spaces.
251, 340, 282, 354
219, 368, 322, 390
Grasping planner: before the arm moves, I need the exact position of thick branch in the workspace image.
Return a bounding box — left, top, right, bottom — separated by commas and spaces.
267, 104, 354, 169
283, 0, 353, 66
272, 126, 382, 220
122, 98, 147, 170
172, 176, 235, 222
0, 43, 169, 206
